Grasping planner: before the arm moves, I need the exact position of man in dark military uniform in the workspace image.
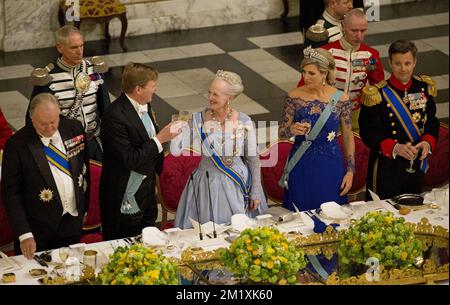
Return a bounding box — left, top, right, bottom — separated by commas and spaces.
359, 40, 439, 200
29, 25, 110, 162
303, 0, 354, 48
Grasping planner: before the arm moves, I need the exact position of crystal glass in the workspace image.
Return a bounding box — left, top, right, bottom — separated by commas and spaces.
406, 149, 419, 174
300, 118, 312, 144
179, 110, 190, 122
59, 247, 70, 263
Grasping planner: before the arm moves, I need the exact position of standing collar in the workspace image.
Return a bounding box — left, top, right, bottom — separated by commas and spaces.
57, 56, 81, 72
340, 37, 360, 52
323, 10, 341, 26
388, 75, 412, 91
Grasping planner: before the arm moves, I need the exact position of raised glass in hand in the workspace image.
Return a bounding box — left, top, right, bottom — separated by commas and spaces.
179, 110, 190, 122
300, 118, 312, 144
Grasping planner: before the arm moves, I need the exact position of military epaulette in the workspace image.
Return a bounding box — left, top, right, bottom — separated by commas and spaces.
374, 80, 387, 89
361, 84, 382, 107
30, 63, 54, 86
305, 21, 329, 42
414, 75, 437, 97
89, 56, 109, 74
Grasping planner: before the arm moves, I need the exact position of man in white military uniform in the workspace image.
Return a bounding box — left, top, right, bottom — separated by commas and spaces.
29, 25, 110, 161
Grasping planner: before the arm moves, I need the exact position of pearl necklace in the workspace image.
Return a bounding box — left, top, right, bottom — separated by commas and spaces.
210, 107, 233, 125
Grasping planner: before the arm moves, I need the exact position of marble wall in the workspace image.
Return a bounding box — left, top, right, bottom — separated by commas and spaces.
0, 0, 418, 52
0, 0, 298, 52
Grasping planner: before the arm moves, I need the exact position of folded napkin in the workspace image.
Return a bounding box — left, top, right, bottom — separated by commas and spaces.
320, 201, 351, 219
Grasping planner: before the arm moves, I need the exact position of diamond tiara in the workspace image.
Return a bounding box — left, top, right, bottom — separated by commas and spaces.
215, 69, 242, 86
303, 46, 330, 66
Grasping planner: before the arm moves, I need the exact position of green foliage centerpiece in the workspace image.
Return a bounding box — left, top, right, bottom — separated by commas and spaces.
97, 244, 179, 285
219, 227, 307, 285
338, 211, 422, 277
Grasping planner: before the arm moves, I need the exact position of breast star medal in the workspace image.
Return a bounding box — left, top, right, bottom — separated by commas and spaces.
39, 188, 53, 203
327, 131, 336, 142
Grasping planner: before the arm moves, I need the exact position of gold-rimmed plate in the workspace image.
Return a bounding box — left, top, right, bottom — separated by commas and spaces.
29, 268, 48, 278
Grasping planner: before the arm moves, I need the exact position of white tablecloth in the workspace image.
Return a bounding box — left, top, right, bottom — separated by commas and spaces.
1, 197, 448, 285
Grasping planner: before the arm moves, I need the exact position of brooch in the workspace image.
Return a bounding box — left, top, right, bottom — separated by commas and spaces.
327, 131, 336, 142
309, 104, 322, 115
412, 112, 421, 123
39, 188, 53, 203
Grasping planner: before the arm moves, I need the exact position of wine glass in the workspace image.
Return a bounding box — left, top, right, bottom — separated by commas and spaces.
300, 118, 312, 144
179, 110, 190, 122
59, 247, 70, 263
405, 149, 419, 174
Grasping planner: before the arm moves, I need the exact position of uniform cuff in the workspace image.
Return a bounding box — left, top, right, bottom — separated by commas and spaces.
380, 138, 397, 159
19, 232, 34, 242
152, 137, 163, 153
421, 134, 436, 152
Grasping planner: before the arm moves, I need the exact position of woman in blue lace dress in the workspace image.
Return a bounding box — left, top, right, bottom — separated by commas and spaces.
279, 47, 355, 211
172, 70, 267, 229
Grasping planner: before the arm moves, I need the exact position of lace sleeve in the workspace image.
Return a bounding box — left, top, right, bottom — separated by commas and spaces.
338, 98, 353, 128
278, 97, 298, 139
241, 118, 263, 200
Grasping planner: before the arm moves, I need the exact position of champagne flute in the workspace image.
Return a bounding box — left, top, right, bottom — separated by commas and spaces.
406, 148, 419, 174
300, 118, 312, 144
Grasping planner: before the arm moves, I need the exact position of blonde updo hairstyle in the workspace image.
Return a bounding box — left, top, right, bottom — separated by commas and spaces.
300, 47, 336, 85
214, 70, 244, 97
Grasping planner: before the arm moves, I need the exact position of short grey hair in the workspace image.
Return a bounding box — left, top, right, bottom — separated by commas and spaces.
55, 25, 83, 45
343, 8, 367, 25
214, 70, 244, 97
29, 93, 60, 118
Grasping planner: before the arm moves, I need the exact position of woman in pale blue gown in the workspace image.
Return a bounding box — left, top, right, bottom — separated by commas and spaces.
279, 47, 355, 211
172, 70, 267, 229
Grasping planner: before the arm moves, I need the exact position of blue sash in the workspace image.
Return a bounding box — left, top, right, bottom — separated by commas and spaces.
193, 112, 252, 207
121, 111, 155, 215
44, 144, 71, 177
381, 85, 428, 173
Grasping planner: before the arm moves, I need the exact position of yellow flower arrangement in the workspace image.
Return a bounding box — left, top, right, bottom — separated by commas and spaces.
219, 227, 306, 285
338, 211, 422, 277
97, 244, 179, 285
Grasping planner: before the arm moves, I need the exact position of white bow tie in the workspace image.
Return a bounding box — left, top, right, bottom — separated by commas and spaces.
42, 135, 58, 147
138, 104, 148, 114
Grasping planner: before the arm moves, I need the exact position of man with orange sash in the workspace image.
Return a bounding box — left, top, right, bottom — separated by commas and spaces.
359, 40, 439, 200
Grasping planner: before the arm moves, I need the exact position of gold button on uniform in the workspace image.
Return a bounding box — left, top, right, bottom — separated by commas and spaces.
391, 122, 395, 126
389, 113, 393, 117
387, 104, 391, 107
392, 130, 397, 135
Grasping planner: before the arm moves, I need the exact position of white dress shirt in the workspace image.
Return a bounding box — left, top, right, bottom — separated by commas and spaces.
19, 130, 77, 243
125, 93, 163, 153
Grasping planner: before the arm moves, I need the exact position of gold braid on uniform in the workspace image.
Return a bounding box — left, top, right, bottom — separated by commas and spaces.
413, 75, 437, 97
361, 80, 386, 107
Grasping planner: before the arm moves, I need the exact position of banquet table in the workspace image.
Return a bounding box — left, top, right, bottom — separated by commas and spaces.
1, 193, 448, 285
